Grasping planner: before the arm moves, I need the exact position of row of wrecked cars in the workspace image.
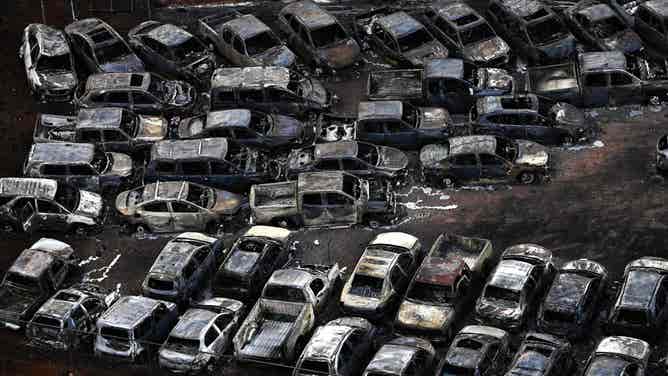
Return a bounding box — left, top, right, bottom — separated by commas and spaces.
2, 229, 667, 375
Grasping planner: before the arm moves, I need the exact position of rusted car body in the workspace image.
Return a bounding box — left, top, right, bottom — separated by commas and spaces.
537, 259, 608, 338
394, 233, 494, 339
115, 180, 246, 234
94, 296, 178, 362
0, 239, 76, 330
293, 317, 376, 376
278, 1, 360, 70
475, 244, 555, 330
656, 134, 668, 174
213, 226, 294, 301
26, 283, 120, 350
437, 325, 510, 375
363, 336, 435, 376
0, 177, 104, 234
198, 12, 296, 68
635, 1, 668, 51
340, 232, 422, 319
20, 24, 77, 102
422, 1, 510, 66
158, 298, 244, 374
142, 232, 223, 305
583, 336, 650, 376
233, 263, 340, 363
505, 332, 573, 375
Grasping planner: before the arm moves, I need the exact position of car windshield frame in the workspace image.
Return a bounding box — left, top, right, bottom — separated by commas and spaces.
36, 53, 72, 72
397, 27, 434, 52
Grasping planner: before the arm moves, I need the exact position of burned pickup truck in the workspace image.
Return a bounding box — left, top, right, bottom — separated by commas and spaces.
250, 171, 397, 228
233, 263, 340, 363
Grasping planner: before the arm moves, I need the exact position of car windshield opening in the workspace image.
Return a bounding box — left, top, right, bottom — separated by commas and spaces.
398, 28, 434, 52
543, 309, 575, 324
407, 281, 455, 304
298, 359, 330, 375
5, 273, 40, 291
148, 278, 174, 291
439, 363, 475, 375
357, 143, 379, 165
32, 315, 62, 330
91, 150, 109, 174
164, 336, 200, 354
148, 75, 169, 101
616, 308, 648, 326
349, 274, 383, 298
185, 184, 215, 209
172, 37, 207, 61
238, 239, 265, 253
457, 338, 483, 350
527, 18, 568, 45
245, 31, 280, 56
485, 285, 520, 303
460, 23, 495, 45
54, 183, 79, 212
100, 326, 131, 341
310, 23, 348, 48
96, 42, 131, 65
592, 17, 627, 39
263, 286, 307, 302
37, 54, 71, 71
120, 110, 138, 137
495, 137, 517, 161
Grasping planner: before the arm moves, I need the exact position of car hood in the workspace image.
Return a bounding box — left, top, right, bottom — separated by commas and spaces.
255, 45, 297, 68
419, 144, 449, 168
100, 53, 145, 73
549, 102, 586, 128
477, 68, 513, 93
463, 37, 510, 64
477, 298, 521, 321
405, 41, 448, 67
269, 115, 304, 139
136, 115, 168, 142
378, 146, 408, 171
317, 38, 361, 69
107, 152, 133, 177
222, 251, 261, 277
603, 29, 643, 54
74, 190, 104, 218
515, 140, 549, 167
418, 107, 450, 129
0, 286, 38, 319
211, 190, 246, 215
159, 348, 202, 371
300, 78, 330, 107
396, 300, 454, 330
38, 71, 77, 90
165, 80, 195, 107
342, 293, 384, 312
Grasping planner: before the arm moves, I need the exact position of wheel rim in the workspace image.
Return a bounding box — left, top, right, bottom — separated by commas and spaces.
136, 225, 146, 237
520, 173, 535, 184
443, 177, 455, 187
562, 136, 573, 145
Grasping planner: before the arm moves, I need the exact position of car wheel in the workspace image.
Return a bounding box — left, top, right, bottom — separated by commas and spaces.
519, 172, 537, 185
561, 135, 574, 146
442, 176, 456, 188
135, 224, 149, 238
71, 225, 88, 237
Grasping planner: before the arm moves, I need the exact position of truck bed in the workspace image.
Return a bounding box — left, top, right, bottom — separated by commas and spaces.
367, 69, 423, 101
526, 63, 580, 101
430, 233, 494, 274
251, 181, 298, 209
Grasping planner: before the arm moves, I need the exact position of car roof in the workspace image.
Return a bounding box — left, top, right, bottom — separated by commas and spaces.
425, 58, 465, 79
369, 232, 419, 250
365, 344, 417, 374
476, 94, 539, 115
151, 138, 228, 162
76, 107, 126, 130
98, 296, 162, 328
141, 181, 195, 202
85, 72, 151, 91
9, 239, 73, 279
169, 308, 217, 339
595, 336, 650, 361
281, 1, 337, 29
28, 143, 95, 164
358, 101, 404, 121
414, 255, 466, 287
449, 135, 497, 156
146, 23, 194, 47
206, 110, 252, 130
460, 325, 508, 340
0, 178, 58, 200
579, 51, 627, 72
65, 18, 116, 43
303, 324, 354, 360
211, 66, 291, 90
297, 171, 354, 193
619, 270, 662, 309
377, 12, 425, 38
642, 0, 668, 16
267, 268, 316, 289
225, 14, 271, 39
489, 259, 534, 291
314, 141, 358, 159
433, 1, 481, 24
356, 248, 399, 279
498, 0, 550, 20
148, 236, 210, 278
543, 272, 592, 313
32, 24, 70, 57
35, 289, 88, 318
576, 3, 617, 21
242, 225, 293, 243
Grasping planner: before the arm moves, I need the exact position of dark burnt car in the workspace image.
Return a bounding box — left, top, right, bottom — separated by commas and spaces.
422, 1, 510, 67
565, 1, 643, 55
657, 134, 668, 175
505, 332, 573, 376
635, 1, 668, 52
64, 18, 144, 73
213, 226, 293, 301
278, 1, 360, 70
128, 22, 215, 88
607, 257, 668, 339
436, 325, 510, 376
20, 24, 78, 102
363, 336, 435, 376
537, 259, 608, 339
583, 336, 650, 376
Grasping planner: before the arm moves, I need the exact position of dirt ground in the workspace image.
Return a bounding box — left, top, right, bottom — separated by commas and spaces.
3, 0, 668, 375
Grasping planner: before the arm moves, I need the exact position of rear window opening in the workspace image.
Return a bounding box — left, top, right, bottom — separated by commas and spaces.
407, 281, 454, 304
148, 278, 175, 291
263, 286, 307, 302
298, 359, 330, 374
238, 239, 265, 253
5, 273, 40, 291
543, 309, 575, 324
32, 315, 62, 329
245, 32, 280, 56
457, 338, 484, 350
130, 74, 144, 86
53, 292, 81, 302
100, 326, 131, 341
164, 336, 200, 354
439, 363, 475, 375
453, 13, 480, 26
398, 28, 434, 52
484, 285, 520, 303
310, 23, 348, 48
349, 274, 383, 298
37, 54, 72, 71
500, 97, 534, 110
615, 308, 648, 326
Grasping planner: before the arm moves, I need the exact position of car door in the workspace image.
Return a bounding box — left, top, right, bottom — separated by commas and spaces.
582, 72, 610, 107
105, 91, 131, 110
192, 246, 214, 283
480, 154, 512, 181
385, 120, 418, 149
301, 193, 326, 227
68, 164, 101, 192
609, 71, 643, 106
101, 129, 131, 153
439, 78, 475, 114
356, 120, 386, 145
16, 198, 37, 233
35, 199, 70, 231
524, 114, 560, 145
138, 201, 174, 232
171, 201, 208, 232
324, 192, 356, 225
446, 153, 480, 182
180, 160, 210, 186
341, 158, 369, 177
131, 91, 162, 114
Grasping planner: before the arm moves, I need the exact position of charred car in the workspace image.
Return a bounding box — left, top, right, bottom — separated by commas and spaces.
24, 142, 134, 193
116, 180, 245, 234
209, 66, 332, 115
394, 233, 494, 339
420, 135, 550, 187
607, 257, 668, 338
293, 317, 376, 376
363, 336, 435, 376
20, 24, 77, 102
422, 1, 510, 66
475, 244, 555, 330
635, 1, 668, 52
142, 232, 224, 305
278, 1, 360, 70
657, 134, 668, 175
340, 232, 422, 318
537, 259, 608, 338
0, 239, 76, 330
26, 283, 120, 350
65, 18, 144, 73
286, 141, 409, 180
34, 108, 168, 154
250, 171, 397, 228
95, 296, 178, 362
583, 336, 650, 376
437, 325, 509, 376
505, 332, 573, 376
213, 226, 294, 301
199, 11, 296, 68
128, 21, 215, 87
233, 263, 340, 363
0, 178, 104, 234
158, 298, 244, 374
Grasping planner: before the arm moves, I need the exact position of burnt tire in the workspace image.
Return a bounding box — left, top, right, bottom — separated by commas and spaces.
441, 176, 457, 188
135, 224, 149, 238
518, 172, 537, 185
561, 135, 574, 146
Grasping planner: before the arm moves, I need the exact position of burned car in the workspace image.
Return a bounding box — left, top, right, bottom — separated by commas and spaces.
213, 226, 294, 301
473, 94, 592, 146
128, 21, 216, 87
363, 336, 435, 376
565, 2, 643, 55
635, 1, 668, 52
286, 141, 409, 180
394, 233, 494, 339
537, 259, 608, 338
420, 135, 550, 187
475, 244, 555, 330
177, 109, 316, 150
505, 332, 573, 376
340, 232, 422, 318
437, 325, 510, 376
142, 232, 224, 305
198, 12, 296, 68
24, 142, 134, 193
356, 10, 448, 68
422, 1, 510, 66
0, 239, 76, 330
34, 108, 168, 154
657, 134, 668, 175
210, 66, 332, 115
583, 336, 650, 376
607, 257, 668, 338
278, 1, 360, 70
486, 0, 576, 63
116, 180, 246, 234
158, 298, 244, 374
293, 317, 376, 376
65, 18, 144, 73
20, 24, 77, 102
233, 263, 340, 363
95, 296, 178, 362
145, 138, 279, 192
0, 177, 104, 234
26, 283, 120, 350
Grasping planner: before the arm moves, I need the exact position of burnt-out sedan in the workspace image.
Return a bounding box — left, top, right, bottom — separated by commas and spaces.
363, 336, 435, 376
436, 325, 510, 376
505, 332, 573, 376
565, 2, 643, 54
583, 336, 650, 376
